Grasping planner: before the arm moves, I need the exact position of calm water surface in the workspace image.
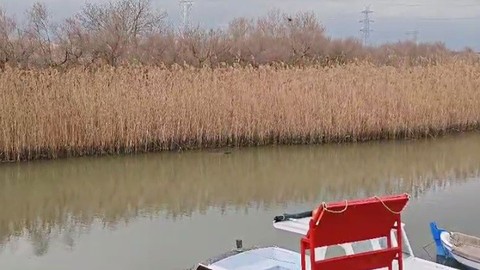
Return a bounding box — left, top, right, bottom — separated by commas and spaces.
1, 133, 480, 270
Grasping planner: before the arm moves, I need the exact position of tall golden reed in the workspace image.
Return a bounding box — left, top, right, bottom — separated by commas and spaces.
1, 61, 480, 161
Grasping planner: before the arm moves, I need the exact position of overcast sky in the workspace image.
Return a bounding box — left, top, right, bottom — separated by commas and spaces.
1, 0, 479, 50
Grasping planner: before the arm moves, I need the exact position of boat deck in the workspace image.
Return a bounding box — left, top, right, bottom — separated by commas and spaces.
205, 246, 455, 270
199, 194, 457, 270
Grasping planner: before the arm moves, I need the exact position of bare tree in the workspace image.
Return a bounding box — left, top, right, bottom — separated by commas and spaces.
0, 7, 16, 68
0, 5, 44, 68
136, 29, 176, 66
285, 11, 328, 64
25, 2, 59, 67
54, 18, 87, 66
178, 27, 231, 67
227, 18, 253, 64
76, 0, 167, 66
0, 4, 455, 69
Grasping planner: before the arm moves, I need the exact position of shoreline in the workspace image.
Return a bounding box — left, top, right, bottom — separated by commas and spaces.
1, 128, 479, 163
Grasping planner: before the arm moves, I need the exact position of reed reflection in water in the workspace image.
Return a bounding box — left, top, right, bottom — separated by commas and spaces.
0, 133, 480, 269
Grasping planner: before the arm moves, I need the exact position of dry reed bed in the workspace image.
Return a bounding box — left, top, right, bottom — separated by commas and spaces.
1, 61, 480, 161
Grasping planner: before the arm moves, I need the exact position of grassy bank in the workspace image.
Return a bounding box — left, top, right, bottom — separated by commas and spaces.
1, 61, 480, 161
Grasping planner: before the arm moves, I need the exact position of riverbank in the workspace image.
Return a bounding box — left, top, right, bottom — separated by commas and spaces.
1, 61, 480, 161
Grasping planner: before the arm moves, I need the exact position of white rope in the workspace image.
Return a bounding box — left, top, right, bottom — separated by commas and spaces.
320, 194, 410, 215
322, 200, 348, 214
374, 194, 410, 214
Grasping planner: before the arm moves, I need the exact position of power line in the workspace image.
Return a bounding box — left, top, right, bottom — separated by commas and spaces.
417, 16, 480, 21
360, 6, 374, 46
450, 3, 480, 7
388, 3, 422, 7
377, 3, 480, 7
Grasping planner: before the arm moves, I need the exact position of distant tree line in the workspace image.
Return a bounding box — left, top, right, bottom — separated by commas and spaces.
0, 0, 475, 69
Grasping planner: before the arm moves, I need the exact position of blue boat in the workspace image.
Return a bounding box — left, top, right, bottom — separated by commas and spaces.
430, 222, 480, 269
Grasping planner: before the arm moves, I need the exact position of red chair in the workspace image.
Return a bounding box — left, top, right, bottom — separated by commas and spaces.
300, 194, 409, 270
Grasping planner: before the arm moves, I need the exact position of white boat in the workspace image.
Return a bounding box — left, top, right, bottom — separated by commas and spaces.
194, 194, 456, 270
430, 222, 480, 269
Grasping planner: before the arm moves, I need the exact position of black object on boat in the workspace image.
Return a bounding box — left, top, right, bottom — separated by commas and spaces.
273, 211, 312, 223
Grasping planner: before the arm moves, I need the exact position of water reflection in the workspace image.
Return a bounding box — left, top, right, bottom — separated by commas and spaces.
0, 133, 480, 269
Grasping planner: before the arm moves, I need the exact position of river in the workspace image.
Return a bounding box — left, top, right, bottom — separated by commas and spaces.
1, 132, 480, 270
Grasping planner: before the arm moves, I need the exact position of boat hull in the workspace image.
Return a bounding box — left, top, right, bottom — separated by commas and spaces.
440, 231, 480, 270
196, 246, 455, 270
200, 247, 305, 270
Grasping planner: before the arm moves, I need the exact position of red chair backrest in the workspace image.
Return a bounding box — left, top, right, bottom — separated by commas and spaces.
302, 193, 409, 270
